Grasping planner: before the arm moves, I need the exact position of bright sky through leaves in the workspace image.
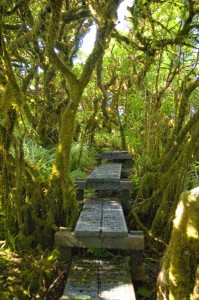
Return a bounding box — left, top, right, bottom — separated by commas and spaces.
81, 0, 134, 54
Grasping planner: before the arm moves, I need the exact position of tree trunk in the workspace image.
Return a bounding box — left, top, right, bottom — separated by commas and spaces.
51, 87, 81, 227
157, 187, 199, 300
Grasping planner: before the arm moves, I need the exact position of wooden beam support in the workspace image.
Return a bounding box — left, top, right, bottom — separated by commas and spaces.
75, 179, 132, 209
54, 228, 144, 250
95, 151, 133, 161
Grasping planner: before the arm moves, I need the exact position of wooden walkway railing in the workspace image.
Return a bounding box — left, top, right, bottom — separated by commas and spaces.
55, 151, 144, 300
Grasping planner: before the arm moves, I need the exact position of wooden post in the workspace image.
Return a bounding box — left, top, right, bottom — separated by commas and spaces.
75, 179, 86, 201
120, 180, 132, 211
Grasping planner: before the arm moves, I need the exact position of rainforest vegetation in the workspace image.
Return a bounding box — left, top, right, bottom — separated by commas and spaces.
0, 0, 199, 299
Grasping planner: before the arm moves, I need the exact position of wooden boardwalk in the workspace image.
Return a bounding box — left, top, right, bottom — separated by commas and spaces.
75, 163, 132, 210
62, 258, 136, 300
57, 151, 143, 300
87, 163, 122, 183
74, 198, 128, 237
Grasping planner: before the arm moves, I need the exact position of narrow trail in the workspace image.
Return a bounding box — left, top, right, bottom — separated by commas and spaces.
55, 151, 144, 300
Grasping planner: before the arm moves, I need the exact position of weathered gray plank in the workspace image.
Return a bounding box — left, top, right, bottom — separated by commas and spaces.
101, 200, 128, 237
62, 258, 136, 300
86, 163, 122, 183
74, 200, 102, 236
63, 259, 99, 299
74, 198, 128, 237
99, 260, 136, 300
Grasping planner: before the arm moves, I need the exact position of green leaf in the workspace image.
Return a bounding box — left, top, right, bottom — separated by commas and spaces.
137, 286, 152, 297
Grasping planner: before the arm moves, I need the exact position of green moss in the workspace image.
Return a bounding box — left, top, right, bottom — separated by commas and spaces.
157, 188, 199, 300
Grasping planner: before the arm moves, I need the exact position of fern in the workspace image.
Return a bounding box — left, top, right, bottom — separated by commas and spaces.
70, 142, 96, 171
70, 169, 88, 180
87, 248, 114, 258
137, 286, 152, 298
23, 138, 56, 179
6, 231, 18, 252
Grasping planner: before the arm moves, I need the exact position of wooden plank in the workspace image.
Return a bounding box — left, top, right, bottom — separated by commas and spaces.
95, 151, 132, 161
74, 198, 128, 237
74, 200, 102, 236
63, 259, 99, 299
101, 200, 128, 237
62, 258, 136, 300
86, 163, 122, 183
99, 260, 136, 300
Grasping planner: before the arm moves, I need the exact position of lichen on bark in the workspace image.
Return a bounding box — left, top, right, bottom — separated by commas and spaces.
157, 187, 199, 300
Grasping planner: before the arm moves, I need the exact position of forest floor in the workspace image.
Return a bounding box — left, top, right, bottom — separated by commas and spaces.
134, 251, 160, 300
0, 243, 160, 300
0, 245, 68, 300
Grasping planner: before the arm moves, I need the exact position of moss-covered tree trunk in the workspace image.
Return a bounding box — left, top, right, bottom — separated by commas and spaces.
46, 0, 122, 227
51, 86, 82, 227
157, 187, 199, 300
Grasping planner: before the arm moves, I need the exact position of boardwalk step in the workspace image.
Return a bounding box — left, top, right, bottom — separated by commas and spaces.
86, 163, 122, 183
95, 151, 133, 161
62, 258, 136, 300
74, 198, 128, 237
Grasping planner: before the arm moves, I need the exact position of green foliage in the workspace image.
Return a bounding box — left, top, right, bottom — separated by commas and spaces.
186, 162, 199, 190
24, 138, 56, 179
87, 248, 114, 258
94, 132, 121, 150
6, 231, 18, 252
137, 286, 153, 298
70, 142, 96, 172
70, 169, 88, 180
0, 247, 65, 300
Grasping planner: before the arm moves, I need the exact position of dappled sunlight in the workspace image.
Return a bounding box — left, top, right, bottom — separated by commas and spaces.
186, 221, 198, 239
63, 257, 136, 299
100, 283, 136, 299
168, 267, 177, 287
52, 164, 60, 177
0, 247, 65, 299
169, 291, 175, 300
58, 144, 63, 153
173, 200, 184, 229
157, 270, 168, 300
190, 186, 199, 197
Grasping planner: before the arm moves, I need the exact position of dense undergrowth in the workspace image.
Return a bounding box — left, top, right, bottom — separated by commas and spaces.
0, 242, 160, 300
0, 245, 68, 300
